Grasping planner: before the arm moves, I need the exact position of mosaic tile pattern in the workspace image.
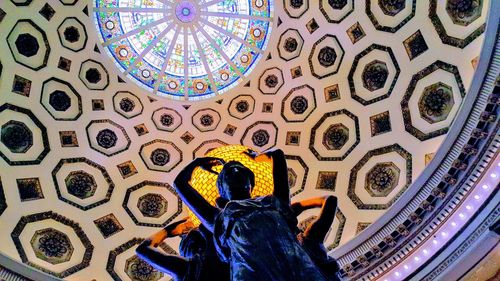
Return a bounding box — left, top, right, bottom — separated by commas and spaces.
401, 61, 466, 140
370, 111, 392, 136
93, 213, 123, 239
17, 178, 44, 201
348, 144, 412, 210
366, 0, 416, 33
30, 228, 74, 265
403, 30, 429, 60
11, 212, 93, 278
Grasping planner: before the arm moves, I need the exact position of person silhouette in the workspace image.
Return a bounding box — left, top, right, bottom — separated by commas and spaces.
138, 147, 340, 281
136, 196, 340, 281
245, 148, 341, 280
135, 218, 230, 281
291, 196, 341, 281
173, 149, 328, 281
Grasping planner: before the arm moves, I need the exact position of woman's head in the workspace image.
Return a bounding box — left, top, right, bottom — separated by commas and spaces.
216, 161, 255, 200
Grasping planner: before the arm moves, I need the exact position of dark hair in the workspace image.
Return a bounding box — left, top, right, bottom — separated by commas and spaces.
216, 161, 255, 199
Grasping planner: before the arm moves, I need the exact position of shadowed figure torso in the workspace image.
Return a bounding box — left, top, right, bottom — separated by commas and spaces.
213, 195, 327, 281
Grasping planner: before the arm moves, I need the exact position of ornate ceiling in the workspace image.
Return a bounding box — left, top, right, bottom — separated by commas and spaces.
94, 0, 274, 99
0, 0, 490, 280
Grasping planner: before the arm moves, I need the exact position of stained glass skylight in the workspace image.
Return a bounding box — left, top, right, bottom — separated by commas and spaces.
93, 0, 273, 100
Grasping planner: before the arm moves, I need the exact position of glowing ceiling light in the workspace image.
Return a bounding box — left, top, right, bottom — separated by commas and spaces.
189, 145, 274, 224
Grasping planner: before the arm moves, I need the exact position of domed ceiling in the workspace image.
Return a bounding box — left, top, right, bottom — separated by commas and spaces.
0, 0, 489, 280
94, 0, 273, 99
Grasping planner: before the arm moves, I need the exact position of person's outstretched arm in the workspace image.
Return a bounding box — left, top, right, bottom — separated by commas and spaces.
147, 217, 193, 247
267, 149, 290, 205
291, 196, 330, 217
245, 148, 290, 205
302, 195, 338, 243
135, 219, 192, 278
173, 157, 223, 232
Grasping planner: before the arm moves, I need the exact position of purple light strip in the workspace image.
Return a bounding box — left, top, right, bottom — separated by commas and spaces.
378, 154, 499, 280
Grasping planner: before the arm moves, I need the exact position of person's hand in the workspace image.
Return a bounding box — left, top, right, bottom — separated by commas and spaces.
243, 148, 258, 159
263, 148, 284, 158
163, 217, 188, 232
291, 202, 304, 216
244, 148, 270, 162
150, 229, 168, 247
196, 157, 225, 175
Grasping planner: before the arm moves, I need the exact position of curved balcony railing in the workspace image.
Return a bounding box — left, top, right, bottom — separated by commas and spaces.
332, 0, 499, 279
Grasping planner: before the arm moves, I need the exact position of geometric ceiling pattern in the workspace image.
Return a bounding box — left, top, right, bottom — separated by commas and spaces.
0, 0, 487, 280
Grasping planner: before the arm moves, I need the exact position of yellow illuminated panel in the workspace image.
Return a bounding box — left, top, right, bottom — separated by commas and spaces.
189, 145, 274, 225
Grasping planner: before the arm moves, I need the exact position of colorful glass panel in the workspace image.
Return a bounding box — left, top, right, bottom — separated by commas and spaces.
94, 0, 273, 100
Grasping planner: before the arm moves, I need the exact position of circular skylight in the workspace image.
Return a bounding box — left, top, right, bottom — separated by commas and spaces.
94, 0, 273, 100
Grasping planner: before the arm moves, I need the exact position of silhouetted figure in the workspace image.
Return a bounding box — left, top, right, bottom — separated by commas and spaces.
136, 218, 230, 281
292, 196, 341, 281
173, 149, 328, 281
